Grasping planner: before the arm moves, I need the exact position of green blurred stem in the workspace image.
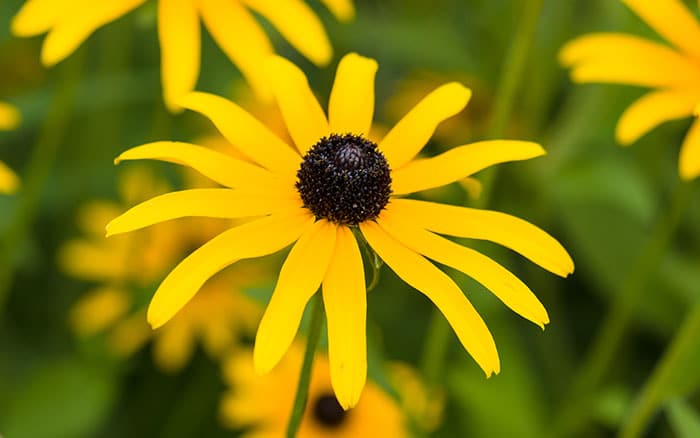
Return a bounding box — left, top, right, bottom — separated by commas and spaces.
619, 303, 700, 438
287, 293, 324, 438
0, 52, 84, 317
419, 0, 544, 415
555, 181, 693, 436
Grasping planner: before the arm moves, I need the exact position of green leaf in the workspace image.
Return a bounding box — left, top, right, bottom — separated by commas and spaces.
667, 399, 700, 438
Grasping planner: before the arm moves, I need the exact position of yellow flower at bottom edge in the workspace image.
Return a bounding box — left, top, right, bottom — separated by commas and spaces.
107, 52, 574, 408
0, 101, 21, 193
220, 345, 408, 438
560, 0, 700, 180
11, 0, 354, 110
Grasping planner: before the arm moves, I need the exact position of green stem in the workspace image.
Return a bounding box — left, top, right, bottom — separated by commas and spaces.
619, 304, 700, 438
0, 51, 84, 317
554, 181, 693, 437
419, 0, 544, 393
286, 293, 324, 438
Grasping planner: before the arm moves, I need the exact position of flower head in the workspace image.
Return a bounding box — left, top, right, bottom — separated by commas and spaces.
11, 0, 354, 110
220, 345, 409, 437
560, 0, 700, 180
0, 101, 21, 193
107, 53, 574, 408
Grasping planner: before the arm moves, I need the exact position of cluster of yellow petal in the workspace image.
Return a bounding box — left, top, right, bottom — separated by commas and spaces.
61, 163, 268, 372
107, 53, 574, 407
11, 0, 353, 110
561, 0, 700, 180
220, 344, 409, 438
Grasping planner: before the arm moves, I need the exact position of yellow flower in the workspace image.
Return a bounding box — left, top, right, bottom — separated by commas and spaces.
62, 165, 266, 372
560, 0, 700, 180
220, 345, 409, 437
0, 101, 21, 193
11, 0, 354, 110
107, 53, 574, 408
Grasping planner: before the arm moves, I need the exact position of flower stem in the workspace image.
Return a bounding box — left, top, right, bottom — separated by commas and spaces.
554, 181, 693, 437
419, 0, 544, 395
0, 51, 84, 317
286, 292, 324, 438
619, 303, 700, 438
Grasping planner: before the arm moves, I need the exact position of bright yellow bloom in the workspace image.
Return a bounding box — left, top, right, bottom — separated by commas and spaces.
107, 53, 574, 408
220, 345, 409, 437
0, 101, 21, 193
62, 165, 265, 372
12, 0, 354, 110
560, 0, 700, 180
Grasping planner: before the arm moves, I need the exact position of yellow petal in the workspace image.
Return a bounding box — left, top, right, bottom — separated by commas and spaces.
378, 211, 549, 328
360, 221, 499, 376
264, 55, 329, 154
108, 311, 151, 357
379, 83, 471, 170
0, 102, 21, 130
680, 119, 700, 180
390, 199, 574, 278
114, 141, 277, 189
178, 92, 300, 175
616, 90, 697, 145
242, 0, 332, 66
328, 53, 378, 136
147, 209, 314, 328
158, 0, 200, 111
69, 287, 130, 335
254, 220, 337, 374
198, 0, 273, 99
153, 320, 195, 373
106, 188, 300, 236
322, 226, 367, 409
622, 0, 700, 59
11, 0, 66, 36
320, 0, 355, 21
560, 33, 700, 88
0, 161, 20, 194
391, 141, 545, 194
41, 0, 145, 66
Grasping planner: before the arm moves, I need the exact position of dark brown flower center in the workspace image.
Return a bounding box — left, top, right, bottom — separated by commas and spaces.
312, 393, 347, 428
296, 133, 392, 225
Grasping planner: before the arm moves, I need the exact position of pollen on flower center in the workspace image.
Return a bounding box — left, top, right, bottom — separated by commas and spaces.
312, 393, 348, 427
296, 133, 392, 225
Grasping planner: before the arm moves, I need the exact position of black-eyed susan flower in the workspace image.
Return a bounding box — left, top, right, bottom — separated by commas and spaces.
560, 0, 700, 180
62, 165, 265, 372
0, 101, 20, 193
11, 0, 354, 110
107, 53, 574, 408
220, 345, 409, 437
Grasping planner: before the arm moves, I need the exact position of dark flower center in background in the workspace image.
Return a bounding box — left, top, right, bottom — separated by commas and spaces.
297, 133, 392, 225
312, 393, 347, 427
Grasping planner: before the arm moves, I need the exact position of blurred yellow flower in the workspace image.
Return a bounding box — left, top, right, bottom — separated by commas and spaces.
560, 0, 700, 180
61, 165, 266, 372
0, 101, 20, 193
220, 345, 409, 437
11, 0, 354, 110
107, 52, 574, 408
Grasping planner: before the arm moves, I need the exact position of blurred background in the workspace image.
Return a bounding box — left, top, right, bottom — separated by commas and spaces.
1, 0, 700, 437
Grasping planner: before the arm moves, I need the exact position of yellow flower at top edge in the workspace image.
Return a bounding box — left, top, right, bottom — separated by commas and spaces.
220, 345, 409, 437
560, 0, 700, 180
106, 53, 574, 408
11, 0, 354, 110
0, 101, 21, 194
